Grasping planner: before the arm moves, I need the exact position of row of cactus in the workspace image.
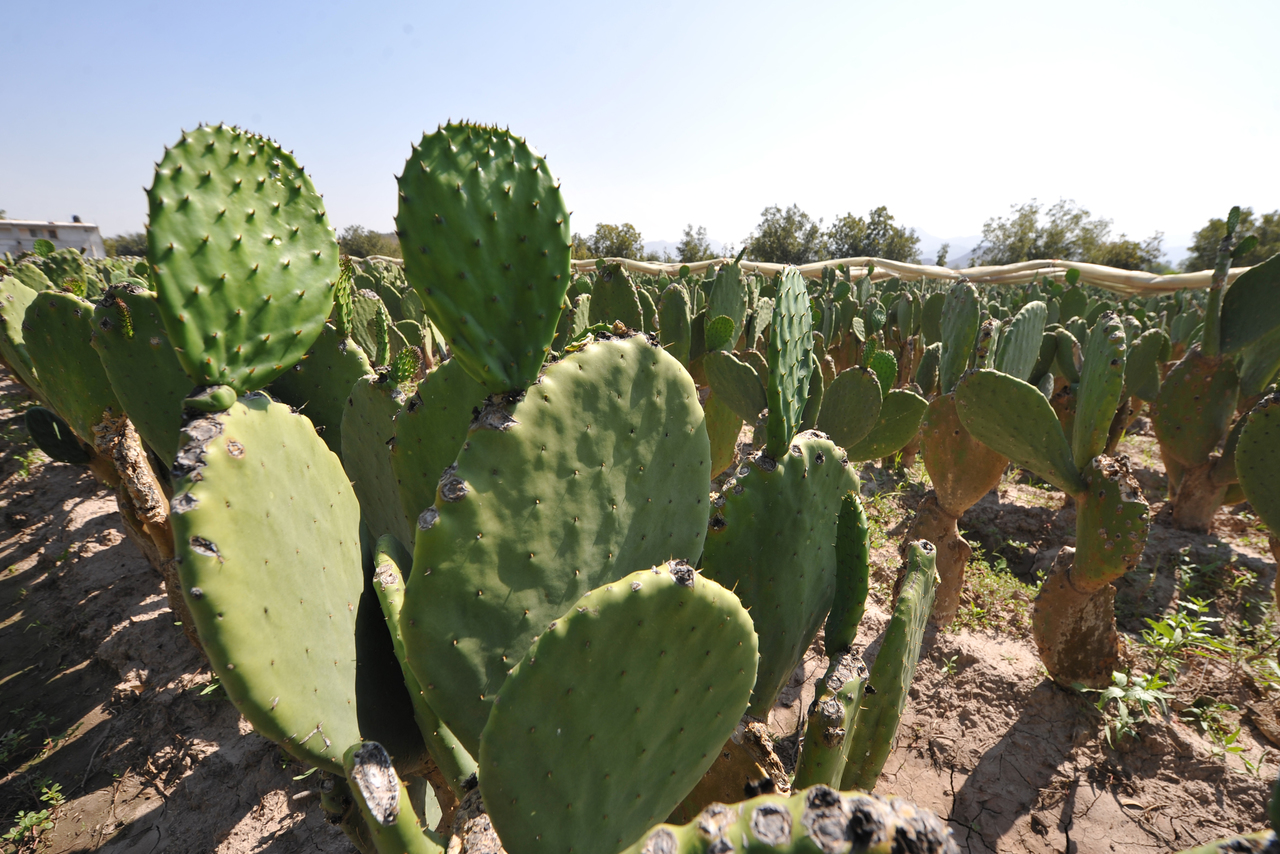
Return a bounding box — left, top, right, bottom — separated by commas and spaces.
0, 122, 960, 854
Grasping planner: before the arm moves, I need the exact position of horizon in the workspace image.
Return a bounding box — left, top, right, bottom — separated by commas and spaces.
3, 1, 1276, 268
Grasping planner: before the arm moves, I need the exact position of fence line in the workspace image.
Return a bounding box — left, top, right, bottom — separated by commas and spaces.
568, 257, 1248, 297
357, 254, 1247, 297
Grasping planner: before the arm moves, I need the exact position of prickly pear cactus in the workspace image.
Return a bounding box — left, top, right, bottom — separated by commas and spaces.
623, 785, 958, 854
702, 434, 858, 715
1072, 312, 1127, 466
938, 280, 979, 394
841, 541, 938, 792
764, 269, 814, 458
1071, 455, 1150, 591
171, 394, 404, 773
401, 333, 711, 754
842, 388, 927, 464
343, 742, 446, 854
816, 366, 882, 450
478, 562, 758, 854
1237, 390, 1280, 535
90, 284, 191, 463
395, 123, 571, 393
955, 369, 1086, 495
0, 276, 42, 393
1153, 346, 1239, 468
147, 124, 340, 392
389, 357, 490, 535
993, 300, 1048, 382
703, 349, 766, 423
793, 649, 867, 789
23, 291, 123, 444
343, 374, 414, 549
825, 492, 870, 656
267, 322, 372, 457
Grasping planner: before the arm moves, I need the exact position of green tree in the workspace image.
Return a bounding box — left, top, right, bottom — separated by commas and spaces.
338, 225, 402, 259
677, 224, 717, 263
973, 199, 1163, 270
746, 204, 823, 265
586, 223, 646, 259
104, 232, 148, 256
570, 232, 592, 260
823, 206, 921, 263
1182, 208, 1280, 272
934, 242, 950, 267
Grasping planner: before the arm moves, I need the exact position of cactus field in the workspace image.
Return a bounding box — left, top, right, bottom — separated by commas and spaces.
0, 123, 1278, 854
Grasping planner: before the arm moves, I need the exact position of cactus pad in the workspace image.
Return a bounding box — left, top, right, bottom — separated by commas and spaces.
825, 492, 870, 656
1072, 312, 1127, 466
1153, 347, 1239, 468
1220, 251, 1280, 356
938, 281, 980, 394
0, 276, 41, 393
343, 742, 445, 854
389, 357, 490, 534
841, 541, 938, 792
147, 124, 340, 392
841, 388, 927, 464
994, 300, 1048, 381
1125, 328, 1169, 403
402, 333, 711, 754
343, 375, 414, 550
703, 349, 766, 423
170, 394, 365, 773
23, 291, 122, 444
266, 322, 372, 457
705, 392, 743, 479
395, 123, 570, 392
478, 563, 758, 854
90, 284, 191, 463
920, 393, 1008, 518
702, 434, 858, 715
955, 369, 1086, 495
1072, 455, 1149, 592
765, 269, 814, 458
815, 366, 883, 450
1236, 391, 1280, 536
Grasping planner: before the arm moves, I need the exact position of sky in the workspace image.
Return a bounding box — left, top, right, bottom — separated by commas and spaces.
3, 0, 1278, 264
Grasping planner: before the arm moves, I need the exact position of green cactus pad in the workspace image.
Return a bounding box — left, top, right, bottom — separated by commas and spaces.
793, 651, 868, 789
402, 334, 711, 754
25, 406, 91, 464
867, 350, 897, 397
10, 263, 52, 293
1059, 286, 1087, 322
707, 261, 749, 349
0, 277, 41, 393
395, 123, 570, 393
915, 341, 942, 396
389, 357, 490, 535
23, 291, 122, 444
703, 349, 766, 424
478, 563, 758, 854
1071, 455, 1150, 592
920, 393, 1008, 518
705, 392, 743, 479
1125, 328, 1170, 402
343, 375, 413, 549
372, 536, 475, 795
841, 540, 938, 792
658, 283, 692, 365
267, 322, 372, 457
1220, 252, 1280, 356
589, 264, 645, 330
765, 269, 814, 458
1152, 347, 1239, 468
348, 287, 393, 365
825, 492, 870, 656
938, 281, 980, 394
921, 292, 946, 345
1239, 327, 1280, 400
90, 284, 192, 463
1028, 331, 1057, 385
1072, 312, 1127, 466
702, 434, 858, 715
704, 314, 737, 352
841, 388, 927, 464
1236, 391, 1280, 535
1054, 327, 1082, 383
994, 300, 1048, 381
170, 394, 366, 773
623, 785, 958, 854
814, 367, 882, 450
343, 742, 446, 854
147, 124, 340, 392
954, 369, 1086, 495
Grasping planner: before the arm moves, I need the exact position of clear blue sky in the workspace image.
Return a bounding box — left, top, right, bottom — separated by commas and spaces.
3, 0, 1277, 262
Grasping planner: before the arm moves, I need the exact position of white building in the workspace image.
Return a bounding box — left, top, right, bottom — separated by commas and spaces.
0, 219, 106, 258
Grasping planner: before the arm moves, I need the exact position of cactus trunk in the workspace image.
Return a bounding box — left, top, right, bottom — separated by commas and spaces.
1031, 546, 1120, 689
901, 495, 971, 628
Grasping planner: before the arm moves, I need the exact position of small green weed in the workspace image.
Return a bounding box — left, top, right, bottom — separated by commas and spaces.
1080, 670, 1172, 748
950, 546, 1038, 635
2, 782, 65, 847
1138, 597, 1226, 677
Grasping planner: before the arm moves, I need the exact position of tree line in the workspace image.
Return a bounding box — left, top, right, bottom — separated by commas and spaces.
98, 205, 1280, 273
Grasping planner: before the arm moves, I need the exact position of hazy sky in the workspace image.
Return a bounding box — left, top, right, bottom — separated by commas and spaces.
4, 0, 1277, 262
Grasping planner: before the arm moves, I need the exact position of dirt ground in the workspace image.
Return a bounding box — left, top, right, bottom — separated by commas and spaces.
0, 374, 1276, 853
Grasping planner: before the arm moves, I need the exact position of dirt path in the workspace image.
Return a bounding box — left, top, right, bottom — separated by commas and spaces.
0, 376, 1275, 853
